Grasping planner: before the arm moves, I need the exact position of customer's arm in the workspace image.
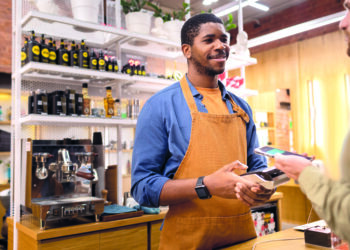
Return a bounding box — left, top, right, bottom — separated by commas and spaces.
299, 167, 350, 242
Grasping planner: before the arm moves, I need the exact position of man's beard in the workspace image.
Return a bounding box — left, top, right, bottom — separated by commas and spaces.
190, 55, 225, 77
347, 42, 350, 57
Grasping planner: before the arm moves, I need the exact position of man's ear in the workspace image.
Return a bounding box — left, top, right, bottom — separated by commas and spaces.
182, 44, 191, 59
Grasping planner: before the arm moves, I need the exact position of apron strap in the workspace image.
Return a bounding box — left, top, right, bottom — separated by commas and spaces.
180, 76, 198, 113
229, 97, 250, 123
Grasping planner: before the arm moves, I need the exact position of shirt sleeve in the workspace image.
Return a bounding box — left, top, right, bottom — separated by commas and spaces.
131, 99, 170, 207
299, 166, 350, 242
244, 104, 268, 172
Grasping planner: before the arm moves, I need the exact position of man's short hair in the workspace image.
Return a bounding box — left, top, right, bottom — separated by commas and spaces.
181, 13, 223, 46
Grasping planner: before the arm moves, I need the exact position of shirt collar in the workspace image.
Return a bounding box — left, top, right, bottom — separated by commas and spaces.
184, 74, 231, 101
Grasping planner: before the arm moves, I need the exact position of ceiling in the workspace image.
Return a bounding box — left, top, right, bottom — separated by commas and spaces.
152, 0, 308, 24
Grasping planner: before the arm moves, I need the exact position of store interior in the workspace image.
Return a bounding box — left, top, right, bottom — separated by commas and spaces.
0, 0, 349, 249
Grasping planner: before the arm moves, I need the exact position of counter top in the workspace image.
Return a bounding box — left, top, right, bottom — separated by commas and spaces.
9, 192, 283, 242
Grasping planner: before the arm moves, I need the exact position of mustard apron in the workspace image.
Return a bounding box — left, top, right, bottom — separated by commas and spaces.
158, 77, 257, 250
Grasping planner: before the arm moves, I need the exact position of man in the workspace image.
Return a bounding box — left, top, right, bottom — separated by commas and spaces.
274, 0, 350, 242
131, 13, 274, 249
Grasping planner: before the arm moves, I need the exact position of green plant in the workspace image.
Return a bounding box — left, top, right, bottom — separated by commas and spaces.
171, 2, 190, 21
223, 13, 237, 32
120, 0, 148, 14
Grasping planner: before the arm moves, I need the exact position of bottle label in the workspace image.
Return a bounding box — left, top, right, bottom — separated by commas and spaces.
83, 99, 90, 115
83, 52, 88, 58
108, 65, 113, 71
114, 66, 119, 71
32, 45, 40, 55
57, 101, 61, 106
99, 59, 105, 66
92, 59, 97, 66
41, 48, 49, 58
73, 53, 78, 59
21, 52, 27, 61
63, 53, 69, 62
49, 51, 57, 61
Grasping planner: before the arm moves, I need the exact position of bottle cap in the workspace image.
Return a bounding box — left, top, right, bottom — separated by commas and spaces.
82, 83, 88, 88
106, 86, 111, 90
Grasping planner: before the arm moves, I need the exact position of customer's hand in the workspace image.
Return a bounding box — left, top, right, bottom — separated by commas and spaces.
205, 161, 257, 199
275, 154, 313, 180
234, 182, 275, 207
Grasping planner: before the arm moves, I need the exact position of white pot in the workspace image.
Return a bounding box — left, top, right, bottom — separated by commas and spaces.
70, 0, 102, 23
34, 0, 61, 15
163, 20, 185, 44
125, 12, 152, 35
151, 17, 167, 39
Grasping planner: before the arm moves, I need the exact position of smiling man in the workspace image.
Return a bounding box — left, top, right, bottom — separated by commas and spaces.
131, 13, 274, 249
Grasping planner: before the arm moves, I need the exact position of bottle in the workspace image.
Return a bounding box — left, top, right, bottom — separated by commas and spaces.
121, 99, 127, 119
40, 34, 49, 63
78, 39, 89, 69
98, 50, 106, 71
82, 83, 91, 116
57, 39, 69, 66
114, 99, 121, 118
28, 91, 34, 114
113, 58, 119, 72
28, 30, 40, 62
104, 86, 114, 118
21, 37, 28, 67
48, 38, 57, 64
0, 106, 3, 121
89, 49, 98, 70
107, 57, 113, 72
141, 65, 146, 76
70, 41, 79, 67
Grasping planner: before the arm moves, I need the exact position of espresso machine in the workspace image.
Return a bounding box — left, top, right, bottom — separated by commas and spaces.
26, 138, 105, 230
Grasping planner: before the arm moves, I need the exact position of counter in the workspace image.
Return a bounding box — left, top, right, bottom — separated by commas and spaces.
8, 192, 283, 250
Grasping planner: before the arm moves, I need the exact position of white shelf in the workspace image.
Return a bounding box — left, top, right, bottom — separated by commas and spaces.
21, 11, 181, 59
20, 114, 137, 127
226, 87, 258, 98
226, 54, 257, 71
21, 62, 174, 87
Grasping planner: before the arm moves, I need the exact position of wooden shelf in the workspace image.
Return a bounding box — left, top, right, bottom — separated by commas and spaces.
0, 152, 10, 156
0, 121, 10, 125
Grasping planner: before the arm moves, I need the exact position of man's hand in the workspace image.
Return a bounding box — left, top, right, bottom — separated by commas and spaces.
274, 154, 312, 180
235, 183, 275, 207
204, 161, 258, 199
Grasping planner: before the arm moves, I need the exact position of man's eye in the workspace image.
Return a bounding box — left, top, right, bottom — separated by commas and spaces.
204, 39, 213, 43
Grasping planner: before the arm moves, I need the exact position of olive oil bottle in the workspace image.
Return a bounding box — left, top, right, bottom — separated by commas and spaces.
28, 31, 40, 62
40, 34, 49, 63
70, 41, 79, 67
21, 37, 28, 67
82, 83, 91, 116
58, 39, 69, 66
98, 50, 106, 71
78, 40, 89, 69
48, 38, 57, 64
104, 86, 114, 118
89, 49, 98, 70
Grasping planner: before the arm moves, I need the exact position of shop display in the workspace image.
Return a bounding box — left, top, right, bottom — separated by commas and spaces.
82, 83, 91, 116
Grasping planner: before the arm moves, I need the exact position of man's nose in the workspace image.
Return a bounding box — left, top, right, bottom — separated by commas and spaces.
339, 11, 350, 30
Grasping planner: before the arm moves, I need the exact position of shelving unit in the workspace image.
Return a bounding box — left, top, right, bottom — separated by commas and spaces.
11, 1, 261, 248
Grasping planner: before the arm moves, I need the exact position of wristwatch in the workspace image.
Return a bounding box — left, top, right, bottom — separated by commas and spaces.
195, 176, 212, 199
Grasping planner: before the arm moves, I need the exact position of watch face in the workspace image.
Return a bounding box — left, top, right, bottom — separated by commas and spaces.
195, 186, 210, 199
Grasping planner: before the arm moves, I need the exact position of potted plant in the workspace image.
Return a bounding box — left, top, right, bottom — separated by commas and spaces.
121, 0, 152, 35
147, 2, 167, 38
162, 2, 191, 43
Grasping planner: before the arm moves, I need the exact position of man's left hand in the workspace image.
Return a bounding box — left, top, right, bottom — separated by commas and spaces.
235, 183, 275, 207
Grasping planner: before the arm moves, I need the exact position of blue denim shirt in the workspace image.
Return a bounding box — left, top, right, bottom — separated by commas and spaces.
131, 76, 267, 207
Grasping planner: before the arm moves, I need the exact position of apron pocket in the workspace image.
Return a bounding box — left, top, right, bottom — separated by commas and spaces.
175, 212, 256, 250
